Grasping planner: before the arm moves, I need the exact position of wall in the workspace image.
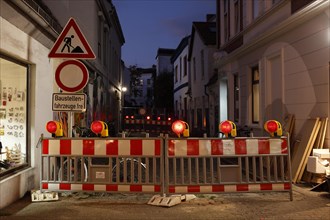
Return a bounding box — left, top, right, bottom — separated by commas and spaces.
221, 2, 329, 143
0, 16, 54, 208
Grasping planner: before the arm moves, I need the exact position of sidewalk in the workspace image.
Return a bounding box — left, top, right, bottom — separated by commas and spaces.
1, 184, 329, 220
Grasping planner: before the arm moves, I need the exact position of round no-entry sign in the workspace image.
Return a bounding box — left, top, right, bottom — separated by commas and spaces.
55, 59, 89, 93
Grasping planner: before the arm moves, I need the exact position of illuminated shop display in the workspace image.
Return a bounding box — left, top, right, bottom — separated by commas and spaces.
0, 57, 28, 175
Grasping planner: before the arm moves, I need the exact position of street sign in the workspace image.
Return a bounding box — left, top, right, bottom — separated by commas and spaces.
52, 93, 86, 112
48, 17, 96, 59
55, 59, 89, 93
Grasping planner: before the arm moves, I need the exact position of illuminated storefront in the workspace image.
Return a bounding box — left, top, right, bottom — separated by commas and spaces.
0, 55, 29, 178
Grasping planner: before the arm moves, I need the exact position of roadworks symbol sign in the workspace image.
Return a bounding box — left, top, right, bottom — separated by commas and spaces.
48, 17, 95, 59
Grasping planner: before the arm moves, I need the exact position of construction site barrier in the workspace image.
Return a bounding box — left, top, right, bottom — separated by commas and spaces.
123, 119, 171, 133
40, 137, 164, 194
40, 136, 292, 201
165, 137, 293, 200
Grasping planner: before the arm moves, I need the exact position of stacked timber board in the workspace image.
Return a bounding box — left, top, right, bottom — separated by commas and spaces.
291, 117, 328, 183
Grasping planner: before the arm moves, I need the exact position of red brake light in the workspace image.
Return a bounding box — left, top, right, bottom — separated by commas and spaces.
146, 116, 151, 120
157, 116, 161, 120
168, 117, 172, 121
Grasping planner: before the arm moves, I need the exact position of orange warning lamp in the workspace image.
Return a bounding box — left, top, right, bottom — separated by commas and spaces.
219, 120, 237, 138
264, 120, 282, 137
46, 121, 63, 137
91, 120, 108, 137
172, 120, 189, 138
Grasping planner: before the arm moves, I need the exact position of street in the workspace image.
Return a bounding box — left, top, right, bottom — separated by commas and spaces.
0, 184, 329, 220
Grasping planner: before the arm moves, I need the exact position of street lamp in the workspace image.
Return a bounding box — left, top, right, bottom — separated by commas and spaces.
120, 86, 127, 133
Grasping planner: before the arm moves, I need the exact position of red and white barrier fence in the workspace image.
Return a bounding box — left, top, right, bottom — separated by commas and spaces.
40, 136, 292, 200
165, 137, 293, 200
41, 137, 164, 194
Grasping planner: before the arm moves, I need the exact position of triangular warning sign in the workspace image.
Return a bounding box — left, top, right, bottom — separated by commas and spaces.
48, 17, 96, 59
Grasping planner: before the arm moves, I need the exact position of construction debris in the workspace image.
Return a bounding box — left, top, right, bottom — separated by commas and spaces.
148, 194, 196, 207
31, 190, 59, 202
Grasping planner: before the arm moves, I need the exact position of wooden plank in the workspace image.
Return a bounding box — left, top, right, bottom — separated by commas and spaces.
291, 118, 320, 183
302, 118, 326, 183
318, 117, 328, 149
303, 118, 328, 183
297, 120, 321, 182
283, 114, 294, 136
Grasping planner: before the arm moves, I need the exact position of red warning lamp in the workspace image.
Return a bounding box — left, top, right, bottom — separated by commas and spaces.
146, 116, 151, 120
46, 121, 63, 137
91, 120, 109, 137
172, 120, 189, 138
219, 120, 237, 138
264, 120, 282, 137
125, 115, 129, 119
157, 116, 161, 121
167, 117, 172, 121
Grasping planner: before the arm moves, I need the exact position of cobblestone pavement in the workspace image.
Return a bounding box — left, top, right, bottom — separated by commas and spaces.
1, 184, 329, 220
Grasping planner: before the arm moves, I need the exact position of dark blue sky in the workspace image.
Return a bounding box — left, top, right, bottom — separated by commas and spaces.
113, 0, 215, 68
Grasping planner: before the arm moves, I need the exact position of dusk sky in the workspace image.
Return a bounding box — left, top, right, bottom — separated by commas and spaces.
113, 0, 215, 68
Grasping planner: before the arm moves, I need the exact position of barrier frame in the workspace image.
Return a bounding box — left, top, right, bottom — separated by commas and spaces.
39, 135, 293, 201
40, 137, 164, 195
164, 136, 293, 201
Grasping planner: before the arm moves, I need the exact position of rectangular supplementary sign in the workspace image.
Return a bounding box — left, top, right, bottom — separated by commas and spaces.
52, 93, 86, 112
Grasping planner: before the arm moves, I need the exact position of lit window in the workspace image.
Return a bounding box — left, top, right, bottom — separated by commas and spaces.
252, 66, 260, 123
0, 56, 29, 178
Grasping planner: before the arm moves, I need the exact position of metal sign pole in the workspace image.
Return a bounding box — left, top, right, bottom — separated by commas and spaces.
68, 112, 73, 138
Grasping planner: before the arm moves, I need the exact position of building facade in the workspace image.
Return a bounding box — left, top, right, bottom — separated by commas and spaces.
172, 36, 190, 121
0, 0, 124, 208
188, 17, 217, 136
214, 0, 329, 144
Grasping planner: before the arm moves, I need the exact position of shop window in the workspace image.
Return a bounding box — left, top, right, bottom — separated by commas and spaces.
0, 56, 29, 178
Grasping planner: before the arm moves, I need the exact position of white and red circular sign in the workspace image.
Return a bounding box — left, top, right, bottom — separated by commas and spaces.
55, 59, 89, 93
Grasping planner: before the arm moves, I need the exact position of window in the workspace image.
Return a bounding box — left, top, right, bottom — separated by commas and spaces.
179, 57, 182, 81
234, 74, 239, 122
193, 57, 196, 81
183, 56, 187, 76
201, 50, 205, 79
253, 0, 259, 19
0, 55, 29, 178
184, 97, 187, 119
98, 15, 103, 60
223, 0, 229, 41
175, 65, 178, 83
234, 0, 241, 34
103, 27, 108, 67
251, 66, 260, 123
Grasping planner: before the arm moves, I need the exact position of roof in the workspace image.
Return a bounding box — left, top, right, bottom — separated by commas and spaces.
171, 35, 190, 63
156, 48, 176, 58
188, 21, 216, 60
193, 22, 216, 45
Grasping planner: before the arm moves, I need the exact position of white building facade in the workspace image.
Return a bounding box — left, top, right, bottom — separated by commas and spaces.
0, 0, 124, 208
214, 0, 329, 145
172, 36, 190, 121
188, 19, 217, 136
